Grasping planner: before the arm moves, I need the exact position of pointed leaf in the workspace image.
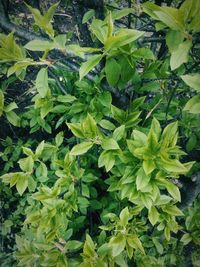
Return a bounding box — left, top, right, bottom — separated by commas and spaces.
70, 142, 93, 156
79, 54, 103, 80
181, 74, 200, 92
101, 138, 120, 150
170, 40, 192, 70
166, 182, 181, 202
148, 206, 159, 225
36, 68, 49, 98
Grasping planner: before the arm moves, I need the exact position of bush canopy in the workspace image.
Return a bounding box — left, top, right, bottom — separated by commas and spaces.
0, 0, 200, 266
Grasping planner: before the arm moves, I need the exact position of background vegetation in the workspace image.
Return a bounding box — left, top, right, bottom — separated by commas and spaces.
0, 0, 200, 266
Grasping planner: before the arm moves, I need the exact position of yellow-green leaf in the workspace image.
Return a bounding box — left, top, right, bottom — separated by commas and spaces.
79, 54, 103, 80
70, 142, 93, 156
181, 74, 200, 92
36, 68, 49, 98
148, 206, 159, 225
170, 40, 192, 70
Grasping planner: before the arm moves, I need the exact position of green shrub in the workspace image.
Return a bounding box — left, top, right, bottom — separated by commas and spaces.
0, 0, 200, 266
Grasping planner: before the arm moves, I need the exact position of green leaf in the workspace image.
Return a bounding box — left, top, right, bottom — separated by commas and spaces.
143, 160, 156, 175
83, 234, 96, 258
35, 140, 45, 157
22, 147, 34, 157
184, 95, 200, 114
82, 9, 95, 23
107, 12, 114, 38
16, 173, 29, 196
113, 125, 125, 141
162, 205, 184, 216
24, 40, 55, 51
0, 32, 26, 62
36, 162, 48, 182
170, 40, 192, 70
166, 30, 184, 52
4, 102, 18, 113
98, 150, 115, 172
98, 119, 115, 130
111, 105, 126, 123
70, 142, 93, 156
18, 156, 34, 172
5, 111, 20, 126
180, 0, 199, 22
152, 237, 163, 254
141, 194, 153, 209
82, 113, 99, 138
26, 3, 58, 38
82, 173, 98, 183
161, 121, 178, 147
132, 130, 147, 146
7, 61, 32, 77
154, 7, 184, 31
55, 132, 64, 147
82, 183, 90, 198
151, 117, 161, 139
127, 235, 145, 254
140, 81, 160, 92
148, 206, 159, 226
36, 68, 49, 98
67, 122, 84, 138
98, 91, 112, 107
44, 2, 59, 23
109, 234, 126, 257
105, 29, 144, 50
90, 19, 108, 44
101, 138, 120, 150
1, 172, 29, 196
28, 176, 37, 192
164, 226, 171, 241
165, 182, 181, 202
142, 2, 161, 20
156, 195, 172, 206
132, 48, 155, 60
160, 158, 187, 173
181, 74, 200, 92
79, 54, 103, 80
186, 134, 197, 152
66, 240, 82, 250
66, 44, 101, 58
119, 207, 130, 227
105, 58, 121, 86
26, 4, 45, 24
136, 168, 150, 190
65, 229, 73, 241
180, 233, 192, 245
112, 8, 134, 20
57, 95, 77, 103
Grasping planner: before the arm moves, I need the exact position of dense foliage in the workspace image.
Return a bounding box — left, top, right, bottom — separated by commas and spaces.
0, 0, 200, 266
